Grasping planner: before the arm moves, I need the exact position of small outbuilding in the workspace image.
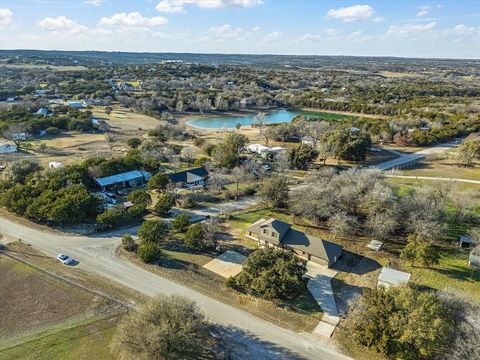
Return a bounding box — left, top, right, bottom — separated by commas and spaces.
0, 142, 18, 154
377, 267, 411, 288
459, 235, 477, 248
469, 247, 480, 267
48, 161, 64, 169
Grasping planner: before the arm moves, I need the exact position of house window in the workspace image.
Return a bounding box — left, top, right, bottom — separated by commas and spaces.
271, 231, 275, 237
263, 229, 267, 234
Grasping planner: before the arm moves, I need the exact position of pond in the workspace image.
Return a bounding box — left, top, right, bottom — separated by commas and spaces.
186, 109, 354, 130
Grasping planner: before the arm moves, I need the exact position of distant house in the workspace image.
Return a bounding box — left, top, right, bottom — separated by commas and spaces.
91, 118, 100, 126
469, 247, 480, 267
48, 161, 64, 169
95, 170, 152, 191
246, 144, 286, 158
12, 133, 27, 141
36, 108, 49, 116
246, 218, 343, 267
169, 166, 208, 188
67, 101, 85, 109
0, 142, 17, 154
377, 267, 411, 288
246, 144, 270, 155
459, 235, 477, 248
301, 136, 315, 146
6, 97, 15, 102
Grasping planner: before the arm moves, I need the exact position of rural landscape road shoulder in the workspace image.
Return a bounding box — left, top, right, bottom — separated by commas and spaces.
0, 216, 351, 360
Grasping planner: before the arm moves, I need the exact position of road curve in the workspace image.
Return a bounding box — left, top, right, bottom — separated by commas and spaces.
0, 216, 350, 360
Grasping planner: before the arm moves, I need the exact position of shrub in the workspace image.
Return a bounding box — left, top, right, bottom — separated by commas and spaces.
127, 137, 142, 148
235, 248, 306, 300
154, 192, 175, 217
110, 295, 212, 359
127, 203, 146, 218
137, 220, 168, 243
172, 213, 191, 232
127, 189, 151, 205
193, 137, 205, 147
137, 242, 161, 263
184, 223, 205, 250
148, 172, 169, 191
46, 126, 60, 135
96, 206, 128, 229
122, 233, 136, 251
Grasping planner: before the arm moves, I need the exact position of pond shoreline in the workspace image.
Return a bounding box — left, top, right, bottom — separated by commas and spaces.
182, 107, 363, 131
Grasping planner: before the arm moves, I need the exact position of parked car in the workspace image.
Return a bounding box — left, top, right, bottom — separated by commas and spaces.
56, 254, 73, 265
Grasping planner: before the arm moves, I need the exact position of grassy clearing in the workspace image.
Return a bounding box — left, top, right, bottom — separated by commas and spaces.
0, 316, 120, 360
399, 157, 480, 181
403, 250, 480, 301
91, 106, 160, 132
0, 255, 103, 341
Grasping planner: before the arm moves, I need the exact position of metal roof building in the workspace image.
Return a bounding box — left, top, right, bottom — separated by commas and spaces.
95, 170, 151, 190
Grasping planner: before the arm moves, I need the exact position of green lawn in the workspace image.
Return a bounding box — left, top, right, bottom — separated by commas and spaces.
402, 250, 480, 301
0, 316, 120, 360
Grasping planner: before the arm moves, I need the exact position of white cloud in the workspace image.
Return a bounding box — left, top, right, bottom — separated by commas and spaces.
265, 31, 282, 40
208, 24, 243, 39
155, 0, 262, 13
416, 10, 428, 17
0, 8, 12, 27
99, 12, 168, 28
373, 16, 385, 23
252, 26, 260, 32
385, 22, 436, 37
416, 5, 430, 17
327, 4, 374, 22
84, 0, 102, 6
38, 16, 77, 31
450, 24, 477, 36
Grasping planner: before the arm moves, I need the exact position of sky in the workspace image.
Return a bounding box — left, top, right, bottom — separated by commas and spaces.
0, 0, 479, 58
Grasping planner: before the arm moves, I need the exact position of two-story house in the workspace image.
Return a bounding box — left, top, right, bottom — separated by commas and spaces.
246, 218, 343, 267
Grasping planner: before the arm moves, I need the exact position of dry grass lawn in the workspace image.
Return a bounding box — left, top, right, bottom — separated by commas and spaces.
0, 255, 103, 341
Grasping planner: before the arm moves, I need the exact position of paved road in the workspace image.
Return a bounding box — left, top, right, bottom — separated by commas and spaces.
0, 216, 350, 360
375, 138, 463, 171
383, 174, 480, 185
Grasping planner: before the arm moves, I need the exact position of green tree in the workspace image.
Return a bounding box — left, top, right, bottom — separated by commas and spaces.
137, 242, 162, 263
288, 144, 318, 170
5, 159, 42, 183
233, 248, 306, 300
127, 137, 142, 148
401, 234, 440, 267
122, 233, 136, 251
184, 223, 205, 250
148, 172, 170, 191
138, 220, 168, 243
96, 206, 127, 229
258, 176, 289, 208
128, 189, 151, 206
349, 284, 453, 360
154, 192, 175, 217
110, 295, 212, 360
172, 213, 191, 232
326, 128, 371, 162
212, 133, 248, 169
458, 133, 480, 167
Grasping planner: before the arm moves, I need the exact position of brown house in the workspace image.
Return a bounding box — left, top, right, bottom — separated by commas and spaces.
246, 218, 343, 267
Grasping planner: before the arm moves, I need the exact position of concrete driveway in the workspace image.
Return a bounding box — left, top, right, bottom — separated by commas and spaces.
305, 262, 340, 338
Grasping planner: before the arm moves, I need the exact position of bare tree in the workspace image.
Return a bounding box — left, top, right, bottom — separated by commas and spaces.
3, 124, 28, 148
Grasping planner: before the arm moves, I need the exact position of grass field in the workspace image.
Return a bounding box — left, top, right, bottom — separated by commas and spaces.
0, 255, 106, 341
399, 157, 480, 181
0, 316, 120, 360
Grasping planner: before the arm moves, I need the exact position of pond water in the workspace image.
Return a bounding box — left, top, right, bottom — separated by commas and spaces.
186, 109, 302, 129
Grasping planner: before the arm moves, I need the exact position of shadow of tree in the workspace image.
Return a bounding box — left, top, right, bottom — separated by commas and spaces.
214, 325, 306, 360
331, 251, 381, 276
